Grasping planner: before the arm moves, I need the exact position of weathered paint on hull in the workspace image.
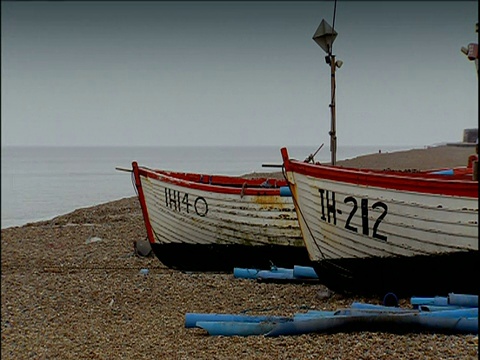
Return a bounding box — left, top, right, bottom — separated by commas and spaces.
288, 171, 477, 261
281, 147, 479, 296
151, 243, 312, 272
132, 162, 310, 271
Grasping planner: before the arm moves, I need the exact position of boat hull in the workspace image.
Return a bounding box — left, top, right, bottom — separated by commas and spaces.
132, 162, 310, 271
150, 242, 311, 272
311, 251, 478, 296
281, 147, 479, 296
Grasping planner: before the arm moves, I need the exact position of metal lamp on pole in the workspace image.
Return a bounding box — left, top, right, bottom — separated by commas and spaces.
313, 19, 342, 166
460, 22, 479, 78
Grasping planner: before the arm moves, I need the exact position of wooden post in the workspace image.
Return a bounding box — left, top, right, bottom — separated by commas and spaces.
330, 54, 337, 166
474, 142, 478, 181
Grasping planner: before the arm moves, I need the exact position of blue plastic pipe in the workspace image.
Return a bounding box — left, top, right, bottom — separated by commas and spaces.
429, 169, 454, 175
233, 268, 261, 279
419, 305, 462, 312
350, 302, 405, 311
233, 267, 294, 279
185, 313, 291, 328
234, 266, 319, 280
350, 303, 476, 318
410, 296, 449, 308
414, 316, 478, 334
265, 314, 478, 337
448, 293, 478, 307
417, 308, 478, 318
293, 310, 337, 320
279, 186, 292, 197
293, 266, 318, 279
334, 308, 419, 317
411, 294, 478, 308
195, 321, 277, 336
266, 315, 373, 337
257, 269, 295, 279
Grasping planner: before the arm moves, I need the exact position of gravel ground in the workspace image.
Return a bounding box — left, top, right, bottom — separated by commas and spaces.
2, 145, 478, 359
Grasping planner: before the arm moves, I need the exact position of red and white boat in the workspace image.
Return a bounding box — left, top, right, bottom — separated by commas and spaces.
280, 148, 478, 296
279, 19, 479, 296
131, 162, 310, 271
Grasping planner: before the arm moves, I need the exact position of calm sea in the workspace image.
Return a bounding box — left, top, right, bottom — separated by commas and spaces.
1, 145, 412, 229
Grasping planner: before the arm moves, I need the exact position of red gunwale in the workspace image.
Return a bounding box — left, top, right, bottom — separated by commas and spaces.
135, 166, 289, 196
281, 147, 478, 198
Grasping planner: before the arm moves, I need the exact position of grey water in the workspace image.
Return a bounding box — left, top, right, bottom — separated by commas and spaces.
1, 145, 413, 229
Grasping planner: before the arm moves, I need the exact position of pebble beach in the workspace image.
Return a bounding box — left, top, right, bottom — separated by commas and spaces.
1, 145, 478, 359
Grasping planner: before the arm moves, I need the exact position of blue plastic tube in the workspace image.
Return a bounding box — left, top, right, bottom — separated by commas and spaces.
348, 304, 476, 318
411, 294, 478, 308
429, 169, 454, 175
196, 321, 277, 336
293, 310, 337, 320
279, 186, 292, 197
335, 308, 419, 317
417, 308, 478, 318
233, 268, 261, 279
410, 296, 449, 308
233, 267, 294, 279
257, 269, 295, 279
448, 293, 478, 307
350, 302, 405, 311
185, 313, 291, 328
419, 305, 462, 312
265, 314, 478, 337
293, 266, 318, 279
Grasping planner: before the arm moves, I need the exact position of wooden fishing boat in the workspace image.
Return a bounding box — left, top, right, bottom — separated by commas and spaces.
281, 147, 478, 296
131, 162, 310, 271
278, 17, 479, 296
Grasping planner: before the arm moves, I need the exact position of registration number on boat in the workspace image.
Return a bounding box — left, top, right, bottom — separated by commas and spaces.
318, 189, 388, 241
164, 187, 208, 217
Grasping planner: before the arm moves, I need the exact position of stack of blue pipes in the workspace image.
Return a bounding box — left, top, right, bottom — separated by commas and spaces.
185, 293, 478, 336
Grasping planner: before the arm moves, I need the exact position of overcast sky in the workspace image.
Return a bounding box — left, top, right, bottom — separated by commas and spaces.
1, 1, 478, 148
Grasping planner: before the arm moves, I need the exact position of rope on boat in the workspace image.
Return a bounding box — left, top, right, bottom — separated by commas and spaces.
304, 143, 325, 163
240, 182, 247, 198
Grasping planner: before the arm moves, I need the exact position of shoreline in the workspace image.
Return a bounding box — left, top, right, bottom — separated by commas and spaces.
2, 144, 476, 230
334, 143, 475, 170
